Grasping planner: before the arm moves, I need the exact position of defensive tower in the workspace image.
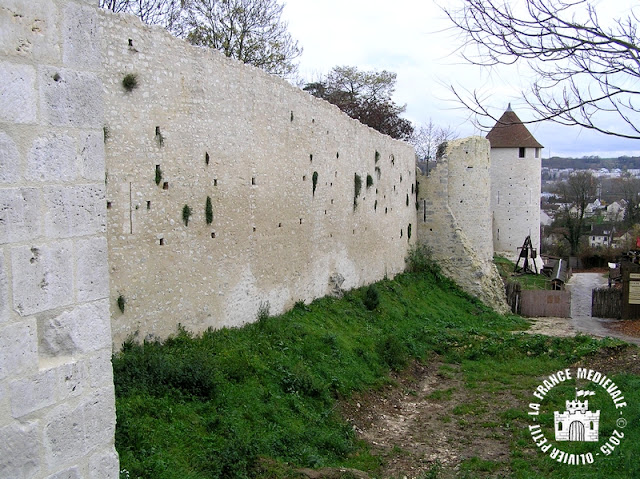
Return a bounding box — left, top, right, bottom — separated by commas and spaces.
487, 105, 543, 260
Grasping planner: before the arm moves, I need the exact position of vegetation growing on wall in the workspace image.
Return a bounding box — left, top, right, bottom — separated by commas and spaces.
205, 196, 213, 225
155, 126, 164, 147
122, 73, 138, 92
182, 204, 192, 226
117, 295, 126, 314
354, 173, 362, 209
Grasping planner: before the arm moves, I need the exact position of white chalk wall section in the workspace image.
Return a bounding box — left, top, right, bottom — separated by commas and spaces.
417, 138, 509, 314
100, 11, 417, 348
491, 147, 542, 259
0, 0, 119, 478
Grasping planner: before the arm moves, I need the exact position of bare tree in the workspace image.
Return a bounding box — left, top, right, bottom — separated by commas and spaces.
99, 0, 131, 13
553, 170, 598, 255
616, 173, 640, 227
444, 0, 640, 139
100, 0, 185, 32
410, 119, 457, 162
184, 0, 301, 77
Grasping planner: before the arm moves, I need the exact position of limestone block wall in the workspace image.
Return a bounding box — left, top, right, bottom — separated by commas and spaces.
417, 137, 508, 313
490, 147, 542, 258
0, 0, 118, 477
99, 11, 417, 348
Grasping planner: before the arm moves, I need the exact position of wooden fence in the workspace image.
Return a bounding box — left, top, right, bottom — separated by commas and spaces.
505, 281, 571, 317
592, 287, 622, 319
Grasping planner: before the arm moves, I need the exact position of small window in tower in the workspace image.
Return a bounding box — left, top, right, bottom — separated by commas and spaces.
519, 147, 526, 158
535, 148, 540, 158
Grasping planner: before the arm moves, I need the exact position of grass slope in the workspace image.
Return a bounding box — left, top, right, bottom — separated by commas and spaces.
114, 265, 639, 478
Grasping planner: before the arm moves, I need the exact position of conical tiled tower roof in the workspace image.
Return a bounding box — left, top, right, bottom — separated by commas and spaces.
486, 105, 543, 148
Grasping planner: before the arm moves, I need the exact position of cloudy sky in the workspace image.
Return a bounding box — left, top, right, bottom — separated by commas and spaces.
282, 0, 640, 159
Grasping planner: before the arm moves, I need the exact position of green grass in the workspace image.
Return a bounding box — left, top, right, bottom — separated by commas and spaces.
495, 255, 550, 290
113, 267, 640, 479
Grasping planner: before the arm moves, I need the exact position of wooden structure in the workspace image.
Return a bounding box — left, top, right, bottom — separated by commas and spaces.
514, 235, 539, 274
621, 262, 640, 319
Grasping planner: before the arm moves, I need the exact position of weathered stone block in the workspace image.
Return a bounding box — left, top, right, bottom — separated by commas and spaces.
0, 0, 60, 63
0, 320, 37, 379
63, 3, 101, 70
76, 237, 108, 302
83, 386, 116, 450
0, 61, 36, 124
11, 242, 73, 316
0, 188, 42, 245
80, 132, 105, 182
40, 66, 103, 128
86, 351, 114, 389
45, 466, 81, 479
44, 403, 85, 469
0, 252, 8, 323
89, 450, 119, 479
0, 421, 40, 478
39, 300, 111, 357
55, 361, 85, 401
44, 185, 106, 239
9, 369, 56, 418
0, 131, 21, 183
26, 133, 77, 182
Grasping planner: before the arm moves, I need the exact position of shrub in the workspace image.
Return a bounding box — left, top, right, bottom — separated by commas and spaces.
363, 285, 380, 311
117, 295, 126, 314
405, 243, 441, 276
122, 73, 138, 92
256, 301, 270, 321
378, 335, 408, 371
182, 204, 192, 226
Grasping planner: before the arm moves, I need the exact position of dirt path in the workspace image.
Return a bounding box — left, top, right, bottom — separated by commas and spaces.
340, 361, 515, 479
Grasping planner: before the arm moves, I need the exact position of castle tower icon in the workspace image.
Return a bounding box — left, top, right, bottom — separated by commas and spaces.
554, 390, 600, 442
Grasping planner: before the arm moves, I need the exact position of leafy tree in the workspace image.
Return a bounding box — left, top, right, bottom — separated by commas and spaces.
444, 0, 640, 139
99, 0, 300, 77
184, 0, 301, 76
304, 66, 414, 140
553, 171, 598, 255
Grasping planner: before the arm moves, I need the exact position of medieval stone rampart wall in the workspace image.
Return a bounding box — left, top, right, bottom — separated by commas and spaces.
417, 137, 508, 313
0, 0, 118, 477
99, 11, 417, 348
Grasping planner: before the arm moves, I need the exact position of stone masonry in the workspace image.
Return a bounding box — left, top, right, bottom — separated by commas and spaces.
417, 137, 509, 313
0, 0, 118, 478
0, 1, 533, 476
99, 10, 417, 348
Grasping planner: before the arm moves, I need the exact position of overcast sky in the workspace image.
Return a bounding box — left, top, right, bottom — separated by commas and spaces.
281, 0, 640, 159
